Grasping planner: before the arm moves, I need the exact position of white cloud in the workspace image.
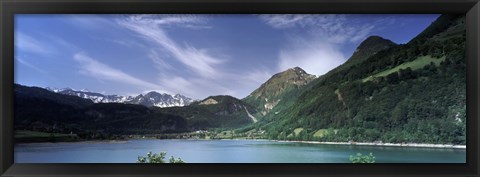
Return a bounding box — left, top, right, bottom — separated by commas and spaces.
110, 15, 277, 99
15, 32, 53, 55
147, 49, 174, 70
15, 57, 47, 74
16, 31, 82, 57
63, 14, 117, 31
157, 75, 233, 99
259, 14, 378, 76
349, 25, 376, 43
157, 75, 195, 96
73, 53, 169, 93
259, 14, 312, 29
259, 14, 375, 44
278, 37, 346, 77
231, 69, 274, 98
259, 14, 338, 28
151, 67, 272, 99
108, 38, 146, 48
238, 69, 273, 86
108, 15, 241, 99
117, 15, 225, 79
142, 14, 211, 29
49, 37, 79, 52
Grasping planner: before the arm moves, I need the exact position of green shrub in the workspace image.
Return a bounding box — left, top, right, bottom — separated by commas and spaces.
349, 152, 375, 163
137, 152, 184, 163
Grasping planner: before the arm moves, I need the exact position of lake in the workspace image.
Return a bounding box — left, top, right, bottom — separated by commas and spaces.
14, 139, 466, 163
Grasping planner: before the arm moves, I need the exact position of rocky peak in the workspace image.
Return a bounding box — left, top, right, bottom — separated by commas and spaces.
199, 98, 218, 105
45, 86, 193, 108
144, 91, 168, 98
270, 66, 316, 87
244, 67, 316, 116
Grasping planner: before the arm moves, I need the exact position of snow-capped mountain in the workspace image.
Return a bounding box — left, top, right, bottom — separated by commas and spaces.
46, 87, 193, 108
127, 91, 194, 107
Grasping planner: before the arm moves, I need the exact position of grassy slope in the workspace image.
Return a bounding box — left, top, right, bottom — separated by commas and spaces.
363, 55, 446, 82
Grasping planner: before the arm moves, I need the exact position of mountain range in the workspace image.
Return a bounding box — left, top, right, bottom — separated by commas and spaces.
14, 14, 466, 145
46, 87, 194, 108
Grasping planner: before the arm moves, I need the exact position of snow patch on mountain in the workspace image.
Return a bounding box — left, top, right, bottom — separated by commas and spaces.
46, 87, 193, 108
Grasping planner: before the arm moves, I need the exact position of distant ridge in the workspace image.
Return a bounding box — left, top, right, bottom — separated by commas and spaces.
47, 87, 193, 108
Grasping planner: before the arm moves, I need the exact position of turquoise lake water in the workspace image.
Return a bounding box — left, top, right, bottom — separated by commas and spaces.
14, 139, 466, 163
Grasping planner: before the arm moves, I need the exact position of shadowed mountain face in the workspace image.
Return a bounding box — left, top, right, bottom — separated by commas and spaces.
347, 36, 397, 65
16, 84, 94, 109
15, 84, 191, 136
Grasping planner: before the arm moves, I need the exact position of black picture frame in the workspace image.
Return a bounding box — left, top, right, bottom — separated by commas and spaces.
1, 0, 479, 176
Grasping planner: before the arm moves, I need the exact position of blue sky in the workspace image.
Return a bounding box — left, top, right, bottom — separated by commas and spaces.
15, 14, 439, 99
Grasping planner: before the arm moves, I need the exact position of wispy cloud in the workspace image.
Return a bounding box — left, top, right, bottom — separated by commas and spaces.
148, 49, 174, 70
259, 14, 375, 44
15, 32, 54, 55
137, 14, 212, 29
108, 38, 146, 48
150, 64, 275, 99
117, 15, 224, 79
15, 57, 47, 74
73, 53, 168, 93
48, 36, 79, 52
237, 69, 273, 86
117, 15, 297, 98
62, 14, 118, 31
259, 14, 312, 29
16, 31, 81, 57
157, 75, 196, 96
157, 73, 259, 99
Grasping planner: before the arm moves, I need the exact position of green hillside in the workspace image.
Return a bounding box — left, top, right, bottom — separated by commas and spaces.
362, 55, 446, 82
328, 36, 397, 76
252, 14, 466, 145
243, 67, 316, 118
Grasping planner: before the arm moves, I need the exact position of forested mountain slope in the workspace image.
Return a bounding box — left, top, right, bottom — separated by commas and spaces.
252, 14, 466, 144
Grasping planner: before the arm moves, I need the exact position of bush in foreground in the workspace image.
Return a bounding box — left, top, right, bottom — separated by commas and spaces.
349, 152, 376, 163
137, 152, 184, 163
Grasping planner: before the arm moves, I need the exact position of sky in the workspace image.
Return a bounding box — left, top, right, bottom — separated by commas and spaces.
15, 14, 440, 99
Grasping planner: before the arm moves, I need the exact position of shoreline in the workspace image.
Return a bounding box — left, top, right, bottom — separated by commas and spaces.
270, 140, 466, 149
15, 138, 466, 149
15, 139, 130, 145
